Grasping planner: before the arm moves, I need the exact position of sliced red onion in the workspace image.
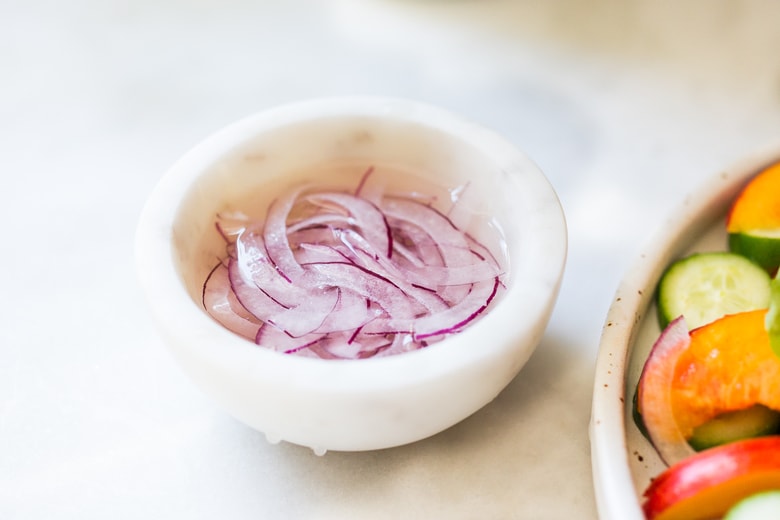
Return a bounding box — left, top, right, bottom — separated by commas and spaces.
359, 276, 500, 340
264, 288, 340, 338
202, 167, 507, 359
230, 235, 305, 308
326, 230, 449, 312
254, 324, 324, 357
637, 316, 698, 466
317, 289, 383, 333
304, 192, 393, 258
202, 262, 262, 341
414, 277, 500, 339
304, 261, 419, 319
382, 197, 474, 267
286, 213, 355, 235
263, 186, 307, 282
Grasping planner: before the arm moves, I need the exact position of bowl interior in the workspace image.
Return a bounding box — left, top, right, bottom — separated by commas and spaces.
174, 115, 512, 311
167, 101, 565, 369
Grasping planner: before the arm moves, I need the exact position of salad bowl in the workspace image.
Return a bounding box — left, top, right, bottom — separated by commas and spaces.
590, 143, 780, 519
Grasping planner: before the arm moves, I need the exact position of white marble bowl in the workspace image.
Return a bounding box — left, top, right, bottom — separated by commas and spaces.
135, 96, 567, 453
590, 144, 780, 519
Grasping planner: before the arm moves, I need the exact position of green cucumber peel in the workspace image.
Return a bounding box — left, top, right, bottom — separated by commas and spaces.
687, 404, 780, 451
766, 270, 780, 358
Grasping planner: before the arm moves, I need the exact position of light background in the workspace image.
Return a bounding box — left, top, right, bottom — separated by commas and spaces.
3, 1, 780, 518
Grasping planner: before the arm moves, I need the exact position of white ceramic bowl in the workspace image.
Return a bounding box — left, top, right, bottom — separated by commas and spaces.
590, 144, 780, 518
135, 96, 567, 453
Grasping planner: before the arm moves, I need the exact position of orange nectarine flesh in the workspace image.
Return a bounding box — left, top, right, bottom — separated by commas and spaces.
671, 310, 780, 438
726, 162, 780, 233
643, 436, 780, 520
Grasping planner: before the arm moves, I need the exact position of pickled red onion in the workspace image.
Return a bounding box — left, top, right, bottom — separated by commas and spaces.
202, 169, 506, 359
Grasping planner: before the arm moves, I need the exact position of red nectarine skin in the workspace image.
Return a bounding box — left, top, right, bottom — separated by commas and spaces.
642, 436, 780, 520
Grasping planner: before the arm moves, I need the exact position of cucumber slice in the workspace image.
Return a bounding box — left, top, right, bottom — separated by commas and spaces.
729, 231, 780, 274
688, 405, 780, 451
657, 252, 771, 330
724, 490, 780, 520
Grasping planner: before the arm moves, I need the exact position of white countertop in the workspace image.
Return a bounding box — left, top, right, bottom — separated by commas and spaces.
3, 1, 780, 518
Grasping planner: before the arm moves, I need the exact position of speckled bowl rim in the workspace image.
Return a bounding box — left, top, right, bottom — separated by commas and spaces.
589, 142, 780, 519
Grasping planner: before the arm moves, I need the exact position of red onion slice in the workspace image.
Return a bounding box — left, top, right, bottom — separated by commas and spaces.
231, 234, 306, 309
303, 192, 393, 258
359, 277, 500, 340
203, 262, 262, 341
305, 261, 419, 319
263, 187, 307, 282
286, 214, 355, 235
264, 288, 340, 338
382, 197, 475, 267
317, 289, 382, 333
414, 276, 501, 339
255, 325, 325, 357
326, 230, 449, 312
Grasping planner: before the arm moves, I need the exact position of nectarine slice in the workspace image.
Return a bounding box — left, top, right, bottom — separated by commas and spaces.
643, 436, 780, 520
672, 310, 780, 438
638, 311, 780, 465
727, 162, 780, 274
